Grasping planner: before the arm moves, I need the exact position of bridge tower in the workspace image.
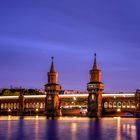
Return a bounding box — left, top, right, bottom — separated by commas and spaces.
135, 89, 140, 117
87, 54, 104, 117
45, 57, 61, 118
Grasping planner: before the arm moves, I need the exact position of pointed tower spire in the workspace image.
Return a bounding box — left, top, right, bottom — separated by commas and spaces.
90, 53, 101, 82
93, 53, 98, 70
50, 56, 56, 73
87, 53, 104, 118
47, 57, 58, 84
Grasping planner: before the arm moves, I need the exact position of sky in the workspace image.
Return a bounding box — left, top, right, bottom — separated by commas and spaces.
0, 0, 140, 92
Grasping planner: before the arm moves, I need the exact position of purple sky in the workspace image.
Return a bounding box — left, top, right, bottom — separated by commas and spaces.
0, 1, 140, 92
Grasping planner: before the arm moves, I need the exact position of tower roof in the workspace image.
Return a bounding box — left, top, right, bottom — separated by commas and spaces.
50, 57, 56, 73
93, 53, 98, 70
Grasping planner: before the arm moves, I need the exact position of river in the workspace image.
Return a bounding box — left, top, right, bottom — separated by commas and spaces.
0, 116, 139, 140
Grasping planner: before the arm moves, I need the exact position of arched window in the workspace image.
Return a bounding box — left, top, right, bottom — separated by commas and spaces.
33, 103, 36, 109
5, 103, 8, 109
36, 103, 39, 108
104, 102, 108, 108
43, 103, 45, 108
8, 103, 11, 109
131, 102, 135, 108
137, 103, 139, 108
14, 103, 17, 109
127, 102, 130, 108
1, 103, 4, 109
122, 102, 126, 108
29, 103, 32, 109
113, 102, 117, 108
109, 102, 112, 108
117, 102, 122, 108
11, 103, 13, 109
26, 103, 29, 109
40, 103, 43, 108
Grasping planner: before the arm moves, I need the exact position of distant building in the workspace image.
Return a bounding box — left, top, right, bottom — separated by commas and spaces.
60, 90, 87, 94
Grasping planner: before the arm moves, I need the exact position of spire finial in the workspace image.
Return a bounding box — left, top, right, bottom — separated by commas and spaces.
51, 56, 54, 62
93, 53, 98, 69
50, 56, 55, 73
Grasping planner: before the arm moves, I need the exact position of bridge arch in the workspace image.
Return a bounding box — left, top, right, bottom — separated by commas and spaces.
122, 102, 126, 108
117, 102, 122, 108
109, 102, 113, 108
113, 102, 117, 108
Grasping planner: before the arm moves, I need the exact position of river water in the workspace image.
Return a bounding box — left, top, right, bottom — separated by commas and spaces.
0, 116, 139, 140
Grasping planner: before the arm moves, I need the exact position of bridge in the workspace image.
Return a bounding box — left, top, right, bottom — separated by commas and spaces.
0, 92, 139, 117
0, 55, 140, 117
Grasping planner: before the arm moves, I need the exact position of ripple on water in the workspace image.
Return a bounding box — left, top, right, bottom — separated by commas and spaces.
0, 116, 139, 140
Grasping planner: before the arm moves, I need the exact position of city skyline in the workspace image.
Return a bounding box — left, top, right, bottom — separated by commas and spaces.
0, 1, 140, 92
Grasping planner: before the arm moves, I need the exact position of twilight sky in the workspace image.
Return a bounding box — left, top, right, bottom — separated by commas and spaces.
0, 0, 140, 92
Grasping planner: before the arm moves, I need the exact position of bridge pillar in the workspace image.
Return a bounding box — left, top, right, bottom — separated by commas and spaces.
18, 91, 25, 115
135, 89, 140, 117
45, 57, 61, 118
87, 54, 104, 118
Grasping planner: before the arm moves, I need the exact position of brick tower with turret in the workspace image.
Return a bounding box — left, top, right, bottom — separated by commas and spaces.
87, 54, 104, 117
45, 57, 61, 117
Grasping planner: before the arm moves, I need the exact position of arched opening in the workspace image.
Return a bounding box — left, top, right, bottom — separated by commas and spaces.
1, 103, 4, 109
14, 103, 17, 109
8, 103, 11, 109
131, 102, 135, 108
26, 103, 29, 109
109, 102, 112, 108
40, 103, 43, 108
117, 102, 122, 108
43, 103, 45, 108
5, 103, 8, 109
11, 103, 13, 109
29, 103, 32, 109
113, 102, 117, 108
36, 103, 39, 109
104, 102, 108, 108
122, 102, 126, 108
127, 102, 130, 108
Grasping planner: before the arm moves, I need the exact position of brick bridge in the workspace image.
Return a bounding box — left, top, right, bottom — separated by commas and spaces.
0, 91, 140, 117
1, 55, 140, 117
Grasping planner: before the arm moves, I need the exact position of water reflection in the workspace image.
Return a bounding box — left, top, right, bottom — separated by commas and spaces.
35, 116, 39, 140
7, 116, 11, 140
0, 116, 140, 140
45, 120, 59, 140
16, 117, 25, 140
136, 119, 140, 140
117, 117, 121, 140
88, 119, 102, 140
71, 122, 77, 140
122, 123, 136, 139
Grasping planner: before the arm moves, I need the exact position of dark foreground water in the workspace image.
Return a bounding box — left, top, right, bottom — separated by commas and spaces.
0, 116, 140, 140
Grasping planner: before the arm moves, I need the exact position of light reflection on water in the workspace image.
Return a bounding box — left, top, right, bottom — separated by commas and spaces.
0, 116, 139, 140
